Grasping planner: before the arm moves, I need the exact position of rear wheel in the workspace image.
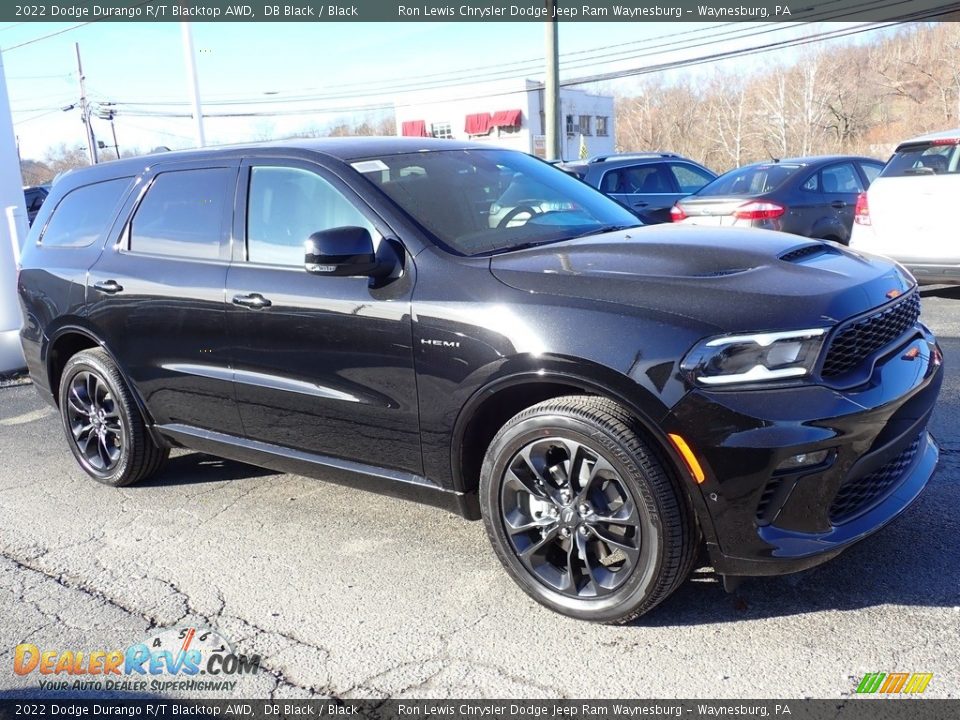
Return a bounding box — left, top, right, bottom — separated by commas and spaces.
479, 395, 697, 623
58, 348, 168, 487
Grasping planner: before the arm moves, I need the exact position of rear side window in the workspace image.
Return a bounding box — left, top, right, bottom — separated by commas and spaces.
39, 178, 130, 248
861, 162, 884, 185
601, 164, 675, 194
129, 168, 231, 260
881, 142, 959, 177
821, 163, 864, 194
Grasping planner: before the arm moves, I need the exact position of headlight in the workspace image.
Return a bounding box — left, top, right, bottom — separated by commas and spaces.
681, 328, 827, 386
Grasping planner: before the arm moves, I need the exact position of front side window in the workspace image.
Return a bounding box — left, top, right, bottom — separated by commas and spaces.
356, 149, 639, 257
40, 178, 130, 248
603, 164, 675, 194
247, 166, 377, 266
129, 168, 230, 260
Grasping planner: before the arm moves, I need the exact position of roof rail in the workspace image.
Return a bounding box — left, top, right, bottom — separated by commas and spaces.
587, 152, 681, 163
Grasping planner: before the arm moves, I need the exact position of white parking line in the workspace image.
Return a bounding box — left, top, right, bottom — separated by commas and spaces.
0, 408, 54, 426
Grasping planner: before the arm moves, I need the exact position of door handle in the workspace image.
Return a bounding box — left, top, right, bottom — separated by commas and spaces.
632, 201, 649, 208
831, 201, 847, 209
232, 293, 272, 309
93, 280, 123, 294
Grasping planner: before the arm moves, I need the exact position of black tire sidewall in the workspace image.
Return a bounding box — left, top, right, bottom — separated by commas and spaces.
480, 413, 666, 622
58, 352, 137, 487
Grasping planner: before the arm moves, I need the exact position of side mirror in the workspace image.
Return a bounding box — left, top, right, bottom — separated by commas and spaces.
304, 226, 384, 277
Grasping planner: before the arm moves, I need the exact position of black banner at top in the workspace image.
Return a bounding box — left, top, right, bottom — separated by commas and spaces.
4, 0, 960, 23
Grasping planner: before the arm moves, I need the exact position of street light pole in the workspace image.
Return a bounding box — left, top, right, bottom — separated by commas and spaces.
181, 22, 207, 147
74, 43, 97, 165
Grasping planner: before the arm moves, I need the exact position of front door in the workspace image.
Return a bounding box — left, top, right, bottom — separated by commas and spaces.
225, 159, 421, 474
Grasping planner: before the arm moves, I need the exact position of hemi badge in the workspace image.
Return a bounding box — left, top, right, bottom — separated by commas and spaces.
902, 347, 921, 361
886, 289, 902, 299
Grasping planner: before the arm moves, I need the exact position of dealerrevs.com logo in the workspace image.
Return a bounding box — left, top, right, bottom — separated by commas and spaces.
13, 627, 261, 693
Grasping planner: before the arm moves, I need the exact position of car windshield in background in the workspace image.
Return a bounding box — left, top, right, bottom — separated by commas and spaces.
354, 149, 639, 256
881, 141, 960, 177
696, 164, 801, 196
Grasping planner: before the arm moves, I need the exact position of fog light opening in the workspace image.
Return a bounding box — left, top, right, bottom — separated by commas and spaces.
776, 449, 830, 472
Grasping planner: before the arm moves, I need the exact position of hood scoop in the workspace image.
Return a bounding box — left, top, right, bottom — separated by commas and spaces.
779, 243, 841, 264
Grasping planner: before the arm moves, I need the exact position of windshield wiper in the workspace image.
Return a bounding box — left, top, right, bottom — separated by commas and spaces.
569, 224, 642, 239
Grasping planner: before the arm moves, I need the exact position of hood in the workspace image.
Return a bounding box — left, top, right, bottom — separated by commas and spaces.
489, 225, 914, 334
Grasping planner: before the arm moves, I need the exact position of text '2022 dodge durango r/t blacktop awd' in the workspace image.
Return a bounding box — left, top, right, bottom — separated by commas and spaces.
18, 139, 943, 622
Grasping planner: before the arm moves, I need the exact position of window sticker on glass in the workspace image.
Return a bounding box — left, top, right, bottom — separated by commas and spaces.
351, 160, 390, 174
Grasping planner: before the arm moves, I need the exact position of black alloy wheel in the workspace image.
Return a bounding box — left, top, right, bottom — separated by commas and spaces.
58, 348, 169, 487
480, 395, 698, 623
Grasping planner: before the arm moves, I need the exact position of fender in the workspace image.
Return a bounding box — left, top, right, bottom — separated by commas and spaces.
44, 320, 167, 448
449, 361, 719, 543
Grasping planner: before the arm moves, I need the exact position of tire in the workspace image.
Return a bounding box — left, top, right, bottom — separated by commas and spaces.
58, 348, 168, 487
479, 395, 697, 623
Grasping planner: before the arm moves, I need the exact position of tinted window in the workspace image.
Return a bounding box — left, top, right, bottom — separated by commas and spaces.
40, 178, 130, 248
24, 189, 46, 212
602, 164, 675, 194
801, 173, 819, 192
697, 164, 801, 196
247, 166, 377, 266
821, 163, 863, 193
861, 162, 883, 185
881, 142, 959, 177
361, 149, 638, 257
669, 163, 714, 193
130, 168, 230, 259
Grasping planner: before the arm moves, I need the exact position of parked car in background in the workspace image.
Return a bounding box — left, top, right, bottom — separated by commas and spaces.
23, 185, 49, 226
850, 129, 959, 285
671, 156, 885, 243
559, 153, 717, 224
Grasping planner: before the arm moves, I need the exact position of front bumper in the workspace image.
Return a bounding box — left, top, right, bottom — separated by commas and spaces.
665, 327, 943, 577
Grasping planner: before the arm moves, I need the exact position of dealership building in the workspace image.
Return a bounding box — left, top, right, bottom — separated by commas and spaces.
394, 79, 615, 161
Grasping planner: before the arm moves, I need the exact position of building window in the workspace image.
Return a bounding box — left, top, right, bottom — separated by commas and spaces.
579, 115, 592, 135
432, 122, 453, 139
565, 115, 575, 136
596, 116, 609, 137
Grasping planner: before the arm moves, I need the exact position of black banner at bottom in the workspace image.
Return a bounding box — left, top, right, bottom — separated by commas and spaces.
0, 699, 957, 720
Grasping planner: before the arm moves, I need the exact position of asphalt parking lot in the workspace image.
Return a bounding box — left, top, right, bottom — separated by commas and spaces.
1, 287, 958, 700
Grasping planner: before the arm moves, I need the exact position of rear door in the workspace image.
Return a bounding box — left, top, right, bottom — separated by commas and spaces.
87, 160, 243, 435
224, 157, 421, 474
818, 162, 863, 241
601, 163, 680, 224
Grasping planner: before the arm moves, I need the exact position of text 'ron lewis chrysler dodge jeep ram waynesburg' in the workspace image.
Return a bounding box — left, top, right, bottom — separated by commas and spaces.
18, 139, 943, 622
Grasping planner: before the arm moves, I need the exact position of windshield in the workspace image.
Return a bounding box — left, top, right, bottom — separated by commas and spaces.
696, 164, 801, 196
353, 149, 640, 256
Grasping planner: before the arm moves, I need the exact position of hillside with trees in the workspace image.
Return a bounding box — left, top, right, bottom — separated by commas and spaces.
615, 22, 960, 171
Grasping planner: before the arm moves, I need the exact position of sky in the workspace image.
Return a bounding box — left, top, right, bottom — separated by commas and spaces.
0, 19, 893, 161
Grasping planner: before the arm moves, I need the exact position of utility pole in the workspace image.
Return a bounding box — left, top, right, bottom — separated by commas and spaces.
181, 22, 206, 147
543, 0, 561, 161
74, 43, 97, 165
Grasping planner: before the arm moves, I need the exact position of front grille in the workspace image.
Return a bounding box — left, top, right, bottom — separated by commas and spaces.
821, 292, 921, 378
830, 435, 922, 523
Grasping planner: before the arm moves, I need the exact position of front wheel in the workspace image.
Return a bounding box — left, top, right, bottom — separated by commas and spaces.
479, 396, 697, 623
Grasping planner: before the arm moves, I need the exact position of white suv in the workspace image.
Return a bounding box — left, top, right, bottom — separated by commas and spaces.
850, 129, 960, 285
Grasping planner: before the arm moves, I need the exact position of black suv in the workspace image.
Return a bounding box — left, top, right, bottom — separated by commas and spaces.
559, 152, 717, 224
17, 139, 943, 623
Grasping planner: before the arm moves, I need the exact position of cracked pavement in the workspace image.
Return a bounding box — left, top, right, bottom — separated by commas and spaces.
0, 289, 958, 699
